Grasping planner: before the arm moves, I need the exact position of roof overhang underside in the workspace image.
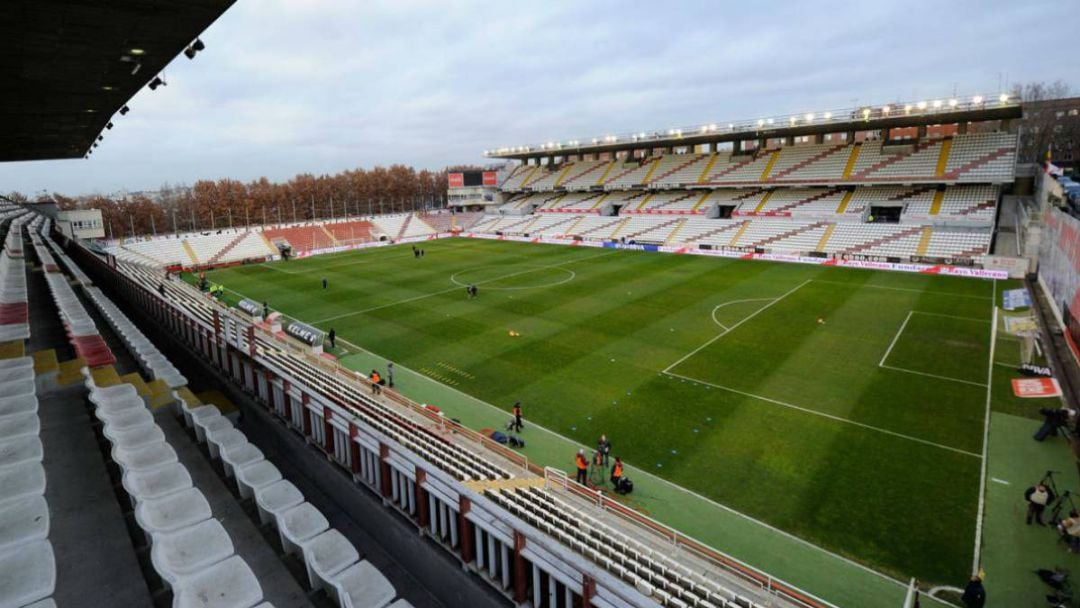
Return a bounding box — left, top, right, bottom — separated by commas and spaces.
0, 0, 236, 162
491, 105, 1024, 161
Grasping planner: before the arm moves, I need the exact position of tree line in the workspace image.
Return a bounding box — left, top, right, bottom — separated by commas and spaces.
8, 165, 448, 240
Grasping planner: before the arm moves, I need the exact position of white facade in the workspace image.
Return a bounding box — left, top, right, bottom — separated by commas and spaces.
57, 209, 105, 239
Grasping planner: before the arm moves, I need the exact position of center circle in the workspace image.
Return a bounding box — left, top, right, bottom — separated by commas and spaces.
450, 264, 576, 290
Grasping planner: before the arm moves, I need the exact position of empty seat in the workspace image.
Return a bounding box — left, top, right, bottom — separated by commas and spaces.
108, 424, 166, 456
235, 460, 282, 501
0, 412, 40, 440
172, 555, 263, 608
0, 394, 37, 418
299, 529, 359, 593
0, 461, 46, 508
0, 495, 49, 551
221, 442, 264, 479
135, 487, 213, 536
0, 539, 55, 607
0, 435, 43, 469
255, 480, 304, 526
114, 441, 180, 473
276, 502, 329, 555
151, 518, 235, 588
122, 462, 193, 503
330, 560, 396, 608
206, 427, 247, 461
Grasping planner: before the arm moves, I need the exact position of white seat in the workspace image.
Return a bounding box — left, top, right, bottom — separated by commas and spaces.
330, 560, 396, 608
206, 427, 247, 461
0, 367, 33, 385
93, 394, 146, 417
0, 412, 39, 440
87, 383, 138, 404
186, 404, 220, 432
108, 424, 166, 457
22, 599, 58, 608
0, 495, 49, 551
122, 462, 193, 503
172, 555, 263, 608
0, 394, 37, 418
101, 408, 154, 440
386, 601, 414, 608
235, 460, 282, 501
299, 529, 359, 593
0, 435, 43, 469
114, 441, 179, 474
151, 518, 235, 588
196, 415, 232, 444
0, 461, 46, 507
0, 356, 32, 371
254, 480, 303, 526
135, 487, 213, 536
220, 442, 263, 479
0, 539, 55, 607
276, 502, 328, 555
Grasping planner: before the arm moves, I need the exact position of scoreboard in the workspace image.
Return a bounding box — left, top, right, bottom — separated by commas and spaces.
449, 171, 498, 188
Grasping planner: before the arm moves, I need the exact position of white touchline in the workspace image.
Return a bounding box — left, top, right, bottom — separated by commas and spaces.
665, 280, 811, 373
911, 310, 993, 323
972, 280, 998, 575
879, 311, 914, 367
711, 298, 776, 329
663, 371, 981, 458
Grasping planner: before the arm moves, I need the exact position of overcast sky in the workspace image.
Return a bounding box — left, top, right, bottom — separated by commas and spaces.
2, 0, 1075, 196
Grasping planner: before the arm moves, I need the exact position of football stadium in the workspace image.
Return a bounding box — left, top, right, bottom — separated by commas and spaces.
2, 2, 1080, 608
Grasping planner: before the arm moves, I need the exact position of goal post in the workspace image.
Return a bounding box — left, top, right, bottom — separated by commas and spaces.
901, 578, 920, 608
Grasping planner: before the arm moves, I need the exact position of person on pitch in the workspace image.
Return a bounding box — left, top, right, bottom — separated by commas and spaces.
610, 456, 624, 488
512, 401, 523, 432
1024, 483, 1055, 525
597, 434, 611, 467
575, 449, 589, 486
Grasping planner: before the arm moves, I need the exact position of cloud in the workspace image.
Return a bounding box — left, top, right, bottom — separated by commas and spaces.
1, 0, 1075, 195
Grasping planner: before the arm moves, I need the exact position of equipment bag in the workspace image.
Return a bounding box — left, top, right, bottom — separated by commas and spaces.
490, 431, 509, 444
618, 477, 634, 495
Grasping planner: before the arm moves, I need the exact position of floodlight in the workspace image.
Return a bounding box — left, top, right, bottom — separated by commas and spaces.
119, 106, 129, 115
972, 95, 983, 104
148, 76, 166, 90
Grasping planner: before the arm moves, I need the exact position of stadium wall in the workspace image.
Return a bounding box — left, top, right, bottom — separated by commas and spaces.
1038, 205, 1080, 363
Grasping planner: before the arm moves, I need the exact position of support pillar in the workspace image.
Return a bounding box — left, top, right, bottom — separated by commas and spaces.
513, 531, 527, 604
458, 497, 474, 563
282, 380, 292, 423
323, 407, 335, 455
349, 424, 361, 475
415, 469, 429, 527
583, 574, 596, 608
379, 443, 392, 499
301, 392, 312, 437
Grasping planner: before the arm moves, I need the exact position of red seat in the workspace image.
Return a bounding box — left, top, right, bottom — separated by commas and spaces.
0, 302, 28, 325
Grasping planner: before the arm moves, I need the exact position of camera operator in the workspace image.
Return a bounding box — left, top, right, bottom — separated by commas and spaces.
1024, 483, 1056, 525
1057, 510, 1080, 553
1034, 407, 1076, 442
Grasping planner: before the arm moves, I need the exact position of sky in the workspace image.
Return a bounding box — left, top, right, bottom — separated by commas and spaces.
2, 0, 1076, 197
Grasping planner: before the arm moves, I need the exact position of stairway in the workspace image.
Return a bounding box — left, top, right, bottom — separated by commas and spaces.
207, 232, 249, 265
835, 191, 855, 214
703, 155, 758, 182
768, 145, 847, 181
815, 224, 837, 251
759, 150, 781, 181
915, 227, 934, 255
180, 240, 199, 265
664, 219, 689, 244
560, 161, 609, 188
841, 143, 862, 179
934, 137, 953, 177
651, 192, 698, 211
956, 200, 997, 216
841, 225, 925, 255
889, 186, 936, 201
593, 161, 618, 186
519, 165, 543, 188
928, 190, 945, 215
696, 154, 720, 184
600, 162, 644, 186
396, 214, 413, 239
638, 157, 663, 185
751, 221, 828, 248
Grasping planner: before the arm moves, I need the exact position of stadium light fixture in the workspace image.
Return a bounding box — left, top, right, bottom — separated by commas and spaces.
757, 119, 764, 127
903, 104, 912, 114
728, 123, 734, 130
999, 93, 1009, 103
948, 98, 958, 107
148, 76, 166, 91
882, 105, 891, 115
119, 105, 129, 115
862, 108, 871, 118
106, 122, 113, 130
97, 135, 103, 142
184, 38, 205, 60
916, 101, 928, 110
592, 138, 598, 144
129, 48, 146, 56
972, 95, 983, 104
823, 112, 832, 120
767, 118, 774, 125
932, 99, 942, 109
789, 116, 797, 125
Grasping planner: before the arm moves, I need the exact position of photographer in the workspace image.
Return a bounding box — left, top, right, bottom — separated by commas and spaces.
1025, 483, 1056, 525
1059, 511, 1080, 553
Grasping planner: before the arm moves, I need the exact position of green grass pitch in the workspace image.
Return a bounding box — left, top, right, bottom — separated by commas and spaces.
203, 237, 998, 584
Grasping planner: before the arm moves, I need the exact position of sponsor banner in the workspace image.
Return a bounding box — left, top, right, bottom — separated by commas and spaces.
285, 321, 324, 346
1020, 363, 1053, 377
983, 255, 1029, 278
1004, 315, 1038, 334
1011, 377, 1062, 398
237, 299, 262, 317
1003, 288, 1032, 310
482, 171, 498, 187
603, 242, 659, 252
448, 173, 464, 188
1039, 207, 1080, 363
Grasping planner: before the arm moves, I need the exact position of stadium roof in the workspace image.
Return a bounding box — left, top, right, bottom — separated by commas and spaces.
0, 0, 236, 162
484, 94, 1024, 161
